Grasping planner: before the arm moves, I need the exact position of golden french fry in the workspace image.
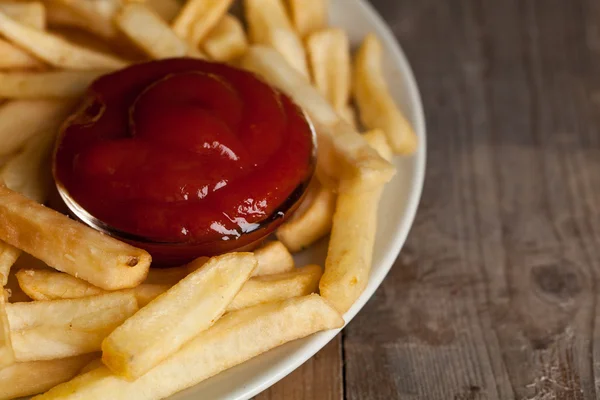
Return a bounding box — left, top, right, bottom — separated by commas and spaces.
0, 354, 96, 400
172, 0, 234, 46
0, 70, 107, 99
79, 357, 103, 375
0, 1, 46, 30
244, 0, 309, 77
0, 100, 72, 157
276, 181, 335, 252
363, 129, 394, 161
0, 242, 20, 286
339, 104, 358, 129
227, 264, 322, 312
16, 268, 170, 307
0, 37, 43, 69
116, 3, 192, 59
0, 11, 126, 70
0, 296, 14, 370
202, 14, 248, 62
241, 46, 395, 192
7, 292, 138, 361
0, 185, 151, 290
306, 28, 351, 112
1, 126, 64, 204
34, 295, 343, 400
102, 253, 257, 380
353, 34, 417, 154
47, 0, 120, 40
141, 0, 182, 22
286, 0, 328, 37
18, 262, 315, 312
253, 240, 295, 276
319, 129, 392, 313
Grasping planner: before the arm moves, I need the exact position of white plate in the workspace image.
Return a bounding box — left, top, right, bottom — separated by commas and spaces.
169, 1, 427, 399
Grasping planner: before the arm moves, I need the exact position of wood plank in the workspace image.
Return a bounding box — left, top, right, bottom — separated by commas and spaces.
255, 334, 343, 400
344, 0, 600, 399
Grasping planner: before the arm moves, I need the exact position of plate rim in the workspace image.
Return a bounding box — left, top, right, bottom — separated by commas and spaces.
233, 0, 428, 398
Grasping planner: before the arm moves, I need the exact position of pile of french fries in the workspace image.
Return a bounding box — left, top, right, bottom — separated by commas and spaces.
0, 0, 417, 398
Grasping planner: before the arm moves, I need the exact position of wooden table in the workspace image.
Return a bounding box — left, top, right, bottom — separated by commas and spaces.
258, 0, 600, 398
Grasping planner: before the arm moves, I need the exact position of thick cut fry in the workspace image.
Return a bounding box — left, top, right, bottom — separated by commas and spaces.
0, 354, 96, 400
19, 263, 316, 312
0, 242, 19, 286
116, 3, 191, 59
241, 46, 395, 191
102, 253, 257, 380
227, 264, 322, 312
353, 34, 417, 154
0, 186, 151, 290
1, 127, 63, 203
286, 0, 328, 37
17, 268, 170, 307
142, 0, 181, 22
306, 28, 351, 112
244, 0, 309, 77
7, 292, 138, 361
319, 129, 392, 313
34, 295, 343, 400
0, 100, 72, 157
0, 1, 45, 29
202, 14, 248, 62
0, 70, 107, 99
48, 0, 120, 39
0, 11, 126, 70
253, 241, 295, 276
0, 296, 14, 370
0, 37, 43, 69
276, 181, 336, 252
172, 0, 233, 46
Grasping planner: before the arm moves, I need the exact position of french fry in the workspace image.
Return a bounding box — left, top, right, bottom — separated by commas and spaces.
0, 185, 151, 290
241, 46, 396, 192
286, 0, 328, 37
102, 252, 257, 380
7, 292, 138, 361
353, 34, 417, 154
0, 100, 72, 157
172, 0, 234, 46
0, 296, 14, 370
0, 242, 19, 286
0, 37, 43, 69
253, 240, 295, 276
16, 268, 170, 307
47, 0, 120, 40
0, 354, 96, 400
319, 129, 392, 313
202, 14, 248, 62
339, 104, 358, 129
141, 0, 182, 22
0, 70, 107, 99
0, 1, 46, 30
227, 264, 322, 312
19, 262, 316, 312
306, 28, 351, 112
1, 126, 63, 203
116, 3, 191, 59
79, 357, 103, 375
276, 181, 336, 252
244, 0, 309, 77
0, 11, 126, 70
34, 295, 343, 400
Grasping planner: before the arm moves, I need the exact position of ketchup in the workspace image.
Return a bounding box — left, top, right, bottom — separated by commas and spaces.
54, 58, 315, 264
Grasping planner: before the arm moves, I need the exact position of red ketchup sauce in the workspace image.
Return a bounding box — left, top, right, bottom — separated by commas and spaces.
54, 58, 315, 265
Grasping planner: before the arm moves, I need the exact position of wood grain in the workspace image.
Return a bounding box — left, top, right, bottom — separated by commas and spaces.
343, 0, 600, 399
258, 0, 600, 399
256, 334, 343, 400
